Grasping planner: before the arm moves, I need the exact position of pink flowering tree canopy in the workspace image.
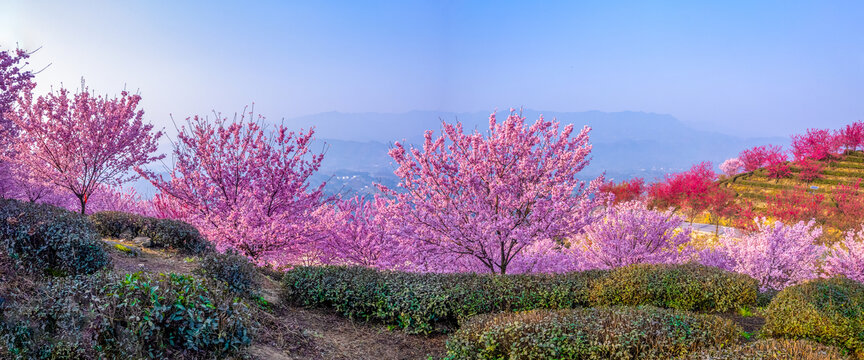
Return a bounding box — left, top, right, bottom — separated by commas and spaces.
7, 81, 163, 213
140, 109, 326, 263
574, 201, 692, 269
719, 157, 744, 177
823, 227, 864, 283
314, 195, 400, 268
701, 219, 824, 291
839, 122, 864, 152
791, 128, 840, 161
380, 110, 608, 274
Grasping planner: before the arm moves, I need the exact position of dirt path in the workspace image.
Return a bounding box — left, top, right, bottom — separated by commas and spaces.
103, 240, 447, 360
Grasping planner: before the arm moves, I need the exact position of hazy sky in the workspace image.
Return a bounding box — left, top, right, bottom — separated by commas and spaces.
2, 0, 863, 138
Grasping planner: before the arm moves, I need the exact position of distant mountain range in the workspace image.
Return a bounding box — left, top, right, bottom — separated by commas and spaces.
133, 110, 789, 198
282, 110, 788, 196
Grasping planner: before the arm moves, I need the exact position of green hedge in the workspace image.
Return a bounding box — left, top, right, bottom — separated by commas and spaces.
283, 266, 609, 334
445, 307, 742, 360
282, 264, 758, 333
89, 211, 212, 254
688, 338, 851, 360
0, 271, 251, 359
0, 199, 109, 275
763, 277, 864, 358
589, 263, 759, 312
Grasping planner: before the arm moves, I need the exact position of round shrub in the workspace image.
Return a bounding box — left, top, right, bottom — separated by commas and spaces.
445, 306, 742, 359
89, 211, 212, 254
89, 211, 146, 239
763, 277, 864, 358
0, 271, 252, 359
688, 338, 851, 360
140, 218, 212, 254
589, 263, 759, 312
195, 250, 258, 295
0, 199, 109, 275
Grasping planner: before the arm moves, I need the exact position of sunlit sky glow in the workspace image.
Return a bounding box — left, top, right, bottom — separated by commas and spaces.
2, 0, 864, 139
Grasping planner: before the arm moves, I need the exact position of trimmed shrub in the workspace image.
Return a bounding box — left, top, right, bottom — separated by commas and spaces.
196, 250, 258, 295
589, 263, 759, 312
689, 338, 851, 360
89, 211, 211, 254
0, 199, 109, 275
445, 306, 742, 360
0, 271, 252, 359
763, 277, 864, 358
282, 266, 609, 334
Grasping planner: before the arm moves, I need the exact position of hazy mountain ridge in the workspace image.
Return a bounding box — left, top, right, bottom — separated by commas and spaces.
282, 110, 787, 196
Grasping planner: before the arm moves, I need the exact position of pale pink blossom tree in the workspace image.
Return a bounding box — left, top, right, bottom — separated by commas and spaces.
0, 46, 33, 143
574, 200, 692, 269
86, 185, 155, 216
140, 108, 326, 263
823, 227, 864, 283
719, 157, 744, 177
700, 219, 824, 291
7, 81, 163, 213
380, 110, 608, 274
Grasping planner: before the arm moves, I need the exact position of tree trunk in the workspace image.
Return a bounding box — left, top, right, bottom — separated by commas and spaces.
78, 194, 87, 215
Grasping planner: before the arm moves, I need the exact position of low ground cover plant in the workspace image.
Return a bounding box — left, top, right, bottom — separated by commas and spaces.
763, 277, 864, 358
0, 271, 252, 359
444, 306, 741, 359
688, 338, 851, 360
0, 198, 110, 275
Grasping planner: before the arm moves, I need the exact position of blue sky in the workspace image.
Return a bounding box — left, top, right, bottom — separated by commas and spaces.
2, 0, 863, 138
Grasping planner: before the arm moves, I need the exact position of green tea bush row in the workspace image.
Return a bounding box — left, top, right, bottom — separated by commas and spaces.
0, 199, 109, 275
445, 306, 742, 360
589, 263, 760, 313
89, 211, 212, 254
282, 263, 758, 334
763, 277, 864, 358
0, 271, 251, 359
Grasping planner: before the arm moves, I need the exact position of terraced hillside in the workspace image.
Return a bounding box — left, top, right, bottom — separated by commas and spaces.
724, 150, 864, 207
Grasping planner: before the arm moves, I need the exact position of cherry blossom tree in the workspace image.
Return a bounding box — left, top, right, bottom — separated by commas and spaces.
380, 110, 608, 274
648, 162, 718, 222
0, 46, 34, 144
700, 219, 825, 291
796, 158, 824, 182
140, 108, 326, 263
739, 145, 782, 172
823, 227, 864, 283
838, 122, 864, 152
86, 185, 155, 216
574, 201, 691, 269
599, 177, 645, 204
7, 81, 163, 214
791, 128, 840, 161
719, 158, 744, 177
314, 195, 401, 268
765, 187, 824, 223
826, 180, 864, 232
764, 149, 791, 180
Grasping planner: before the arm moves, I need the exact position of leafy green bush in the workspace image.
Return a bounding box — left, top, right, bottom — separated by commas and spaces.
763, 277, 864, 358
589, 263, 759, 312
445, 306, 742, 360
89, 211, 146, 239
195, 250, 258, 295
688, 338, 851, 360
0, 199, 109, 275
0, 271, 252, 359
89, 211, 212, 254
283, 266, 609, 334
